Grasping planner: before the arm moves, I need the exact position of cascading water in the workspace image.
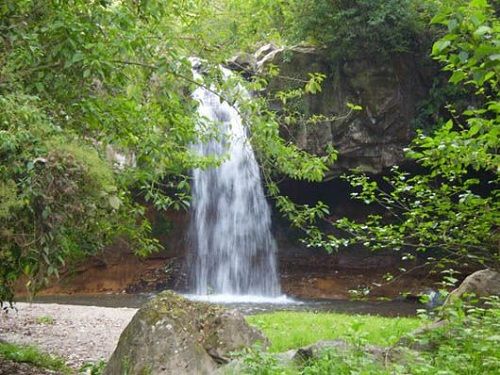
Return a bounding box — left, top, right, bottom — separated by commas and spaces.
188, 65, 281, 300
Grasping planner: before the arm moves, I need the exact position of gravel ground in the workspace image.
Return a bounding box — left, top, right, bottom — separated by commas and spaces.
0, 303, 137, 369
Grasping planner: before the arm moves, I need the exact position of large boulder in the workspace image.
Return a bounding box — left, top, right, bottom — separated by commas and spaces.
398, 269, 500, 350
446, 269, 500, 304
248, 44, 433, 174
104, 291, 267, 375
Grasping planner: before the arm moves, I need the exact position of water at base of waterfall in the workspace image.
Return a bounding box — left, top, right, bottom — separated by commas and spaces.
183, 294, 297, 305
188, 64, 282, 301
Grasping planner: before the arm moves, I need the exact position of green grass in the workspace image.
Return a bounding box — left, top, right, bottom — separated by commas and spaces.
242, 300, 500, 375
35, 315, 55, 325
0, 341, 72, 374
246, 312, 421, 352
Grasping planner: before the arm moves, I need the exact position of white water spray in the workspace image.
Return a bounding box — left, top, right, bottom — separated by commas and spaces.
188, 66, 281, 300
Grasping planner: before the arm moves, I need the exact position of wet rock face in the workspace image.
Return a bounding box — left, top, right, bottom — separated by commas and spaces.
234, 44, 432, 174
104, 291, 267, 375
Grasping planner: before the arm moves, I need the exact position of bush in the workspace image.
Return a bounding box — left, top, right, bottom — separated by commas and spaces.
284, 0, 433, 60
0, 94, 155, 303
405, 297, 500, 374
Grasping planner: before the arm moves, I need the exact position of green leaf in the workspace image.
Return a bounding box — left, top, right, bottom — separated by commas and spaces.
449, 70, 466, 84
468, 124, 482, 136
432, 40, 451, 55
347, 102, 363, 111
108, 196, 122, 210
473, 26, 492, 37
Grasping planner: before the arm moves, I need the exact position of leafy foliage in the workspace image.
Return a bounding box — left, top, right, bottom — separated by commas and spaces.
405, 297, 500, 374
1, 0, 497, 307
235, 344, 293, 375
188, 0, 286, 55
193, 0, 436, 62
281, 0, 433, 60
0, 1, 202, 302
0, 94, 153, 302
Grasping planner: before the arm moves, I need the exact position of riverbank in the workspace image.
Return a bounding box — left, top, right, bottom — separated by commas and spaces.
1, 300, 422, 372
0, 303, 136, 369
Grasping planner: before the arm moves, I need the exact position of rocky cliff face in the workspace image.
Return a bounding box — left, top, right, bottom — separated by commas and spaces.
230, 44, 433, 174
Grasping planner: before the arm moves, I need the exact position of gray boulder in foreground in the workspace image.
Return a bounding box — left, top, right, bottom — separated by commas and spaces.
104, 291, 267, 375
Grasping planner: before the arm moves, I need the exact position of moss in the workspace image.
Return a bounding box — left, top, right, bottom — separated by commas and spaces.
107, 291, 264, 374
45, 138, 116, 194
141, 291, 224, 328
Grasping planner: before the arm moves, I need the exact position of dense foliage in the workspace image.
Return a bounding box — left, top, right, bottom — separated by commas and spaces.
0, 0, 196, 302
0, 0, 497, 303
0, 95, 136, 302
200, 0, 436, 61
1, 1, 499, 374
283, 0, 433, 60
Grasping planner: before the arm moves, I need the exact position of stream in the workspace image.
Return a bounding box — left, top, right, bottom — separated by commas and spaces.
19, 293, 423, 317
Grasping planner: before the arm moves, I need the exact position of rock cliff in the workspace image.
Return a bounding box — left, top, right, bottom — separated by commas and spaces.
230, 44, 434, 174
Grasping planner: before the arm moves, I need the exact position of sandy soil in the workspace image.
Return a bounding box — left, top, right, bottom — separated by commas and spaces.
0, 303, 137, 369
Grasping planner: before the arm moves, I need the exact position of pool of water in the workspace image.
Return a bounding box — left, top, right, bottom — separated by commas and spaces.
184, 293, 297, 305
18, 293, 423, 317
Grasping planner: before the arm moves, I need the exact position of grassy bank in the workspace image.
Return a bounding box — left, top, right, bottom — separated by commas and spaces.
246, 311, 421, 352
242, 300, 500, 374
0, 341, 71, 374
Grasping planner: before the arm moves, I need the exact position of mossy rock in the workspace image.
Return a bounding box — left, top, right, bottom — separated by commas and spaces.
104, 291, 267, 375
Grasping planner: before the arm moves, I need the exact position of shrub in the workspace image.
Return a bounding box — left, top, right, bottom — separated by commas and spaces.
284, 0, 434, 60
0, 94, 156, 303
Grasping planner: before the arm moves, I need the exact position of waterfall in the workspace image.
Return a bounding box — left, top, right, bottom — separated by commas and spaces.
188, 66, 281, 299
